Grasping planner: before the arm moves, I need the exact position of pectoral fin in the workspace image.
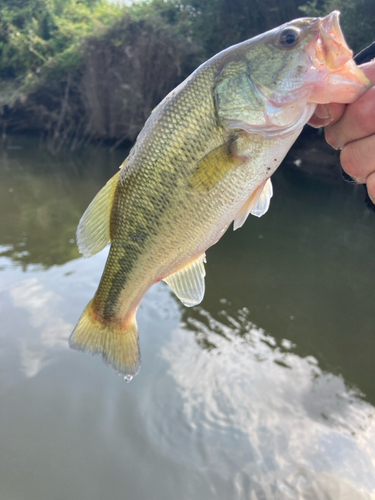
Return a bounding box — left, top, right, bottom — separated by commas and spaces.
163, 254, 206, 307
233, 178, 273, 230
189, 139, 245, 192
77, 169, 122, 258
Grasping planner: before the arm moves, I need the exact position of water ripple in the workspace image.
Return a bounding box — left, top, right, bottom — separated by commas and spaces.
141, 304, 375, 499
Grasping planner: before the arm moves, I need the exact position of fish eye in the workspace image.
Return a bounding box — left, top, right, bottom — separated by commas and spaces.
279, 28, 300, 48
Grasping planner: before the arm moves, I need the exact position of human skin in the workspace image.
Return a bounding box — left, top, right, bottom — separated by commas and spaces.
308, 60, 375, 203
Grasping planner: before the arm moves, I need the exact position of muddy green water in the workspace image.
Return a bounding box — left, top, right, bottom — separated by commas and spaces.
0, 136, 374, 500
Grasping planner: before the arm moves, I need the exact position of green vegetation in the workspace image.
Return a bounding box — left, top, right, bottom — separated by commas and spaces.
0, 0, 202, 151
0, 0, 373, 151
170, 0, 307, 58
0, 0, 122, 99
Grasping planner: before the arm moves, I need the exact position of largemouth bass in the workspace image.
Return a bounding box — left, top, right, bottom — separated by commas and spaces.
70, 12, 371, 379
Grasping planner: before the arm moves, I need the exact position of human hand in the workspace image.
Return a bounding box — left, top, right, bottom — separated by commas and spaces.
308, 60, 375, 204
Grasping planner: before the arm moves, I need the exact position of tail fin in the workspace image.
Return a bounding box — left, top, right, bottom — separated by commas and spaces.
69, 300, 140, 380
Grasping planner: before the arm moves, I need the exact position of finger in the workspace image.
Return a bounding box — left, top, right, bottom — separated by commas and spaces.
367, 171, 375, 204
308, 103, 346, 128
340, 134, 375, 183
308, 60, 375, 130
360, 60, 375, 83
325, 86, 375, 149
324, 60, 375, 149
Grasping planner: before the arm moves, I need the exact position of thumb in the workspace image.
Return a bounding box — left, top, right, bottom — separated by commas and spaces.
308, 102, 346, 128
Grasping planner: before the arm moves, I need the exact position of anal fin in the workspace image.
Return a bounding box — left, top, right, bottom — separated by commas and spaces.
163, 254, 206, 307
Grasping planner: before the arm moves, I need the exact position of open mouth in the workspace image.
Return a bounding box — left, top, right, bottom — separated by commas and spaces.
318, 10, 353, 70
305, 11, 371, 103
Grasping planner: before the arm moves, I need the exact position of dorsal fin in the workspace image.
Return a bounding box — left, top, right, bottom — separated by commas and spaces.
77, 169, 121, 258
233, 178, 273, 230
163, 254, 206, 307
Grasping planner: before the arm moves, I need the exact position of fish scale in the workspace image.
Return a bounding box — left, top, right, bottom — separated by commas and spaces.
71, 12, 371, 378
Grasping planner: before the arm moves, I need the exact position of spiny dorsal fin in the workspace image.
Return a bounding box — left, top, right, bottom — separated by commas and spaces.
77, 169, 121, 258
233, 178, 273, 230
163, 254, 206, 307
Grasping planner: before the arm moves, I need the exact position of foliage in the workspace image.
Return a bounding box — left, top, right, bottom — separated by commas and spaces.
0, 0, 373, 148
176, 0, 308, 58
0, 0, 123, 99
0, 1, 199, 152
127, 0, 308, 58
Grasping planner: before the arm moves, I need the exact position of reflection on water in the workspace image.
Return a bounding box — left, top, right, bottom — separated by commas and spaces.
9, 277, 72, 377
149, 306, 375, 498
0, 138, 125, 268
0, 137, 374, 500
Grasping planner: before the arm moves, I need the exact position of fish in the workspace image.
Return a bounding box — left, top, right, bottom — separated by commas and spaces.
70, 11, 371, 379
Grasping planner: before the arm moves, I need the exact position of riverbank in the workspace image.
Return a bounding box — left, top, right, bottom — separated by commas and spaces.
0, 0, 373, 153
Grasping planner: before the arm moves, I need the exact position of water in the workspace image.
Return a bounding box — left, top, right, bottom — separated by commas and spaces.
0, 136, 374, 500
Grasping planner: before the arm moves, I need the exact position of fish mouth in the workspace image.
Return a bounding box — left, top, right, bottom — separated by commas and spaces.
318, 10, 352, 70
306, 11, 372, 104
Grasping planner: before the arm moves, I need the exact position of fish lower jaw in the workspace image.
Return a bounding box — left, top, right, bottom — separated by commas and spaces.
309, 79, 370, 104
308, 61, 372, 104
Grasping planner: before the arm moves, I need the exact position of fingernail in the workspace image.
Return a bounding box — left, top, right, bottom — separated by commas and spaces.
315, 104, 330, 120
